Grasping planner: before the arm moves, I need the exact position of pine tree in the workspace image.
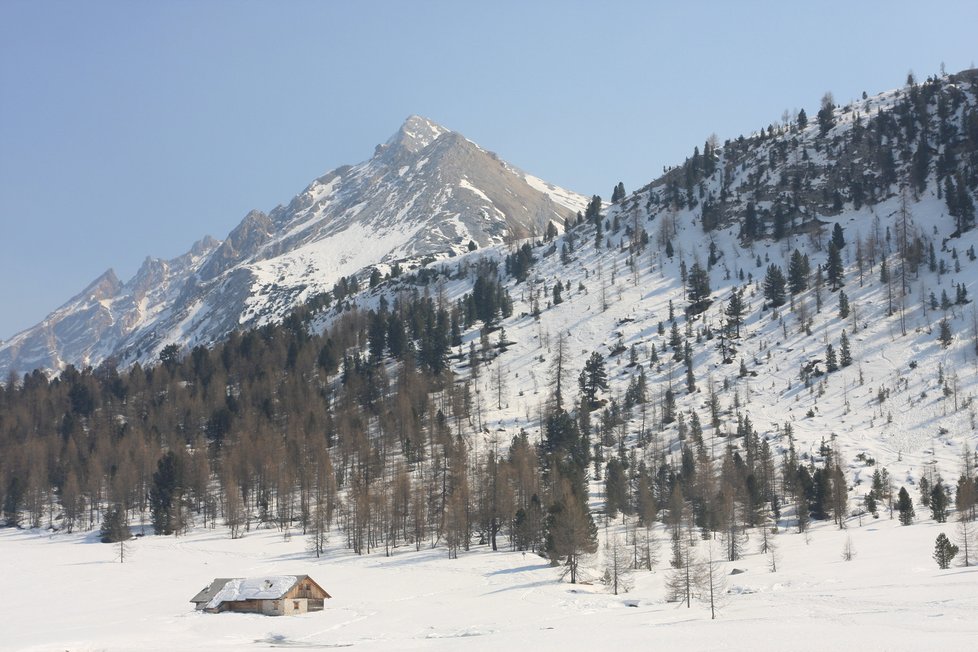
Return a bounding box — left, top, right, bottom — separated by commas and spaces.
826, 241, 844, 291
741, 202, 759, 242
838, 290, 850, 319
584, 195, 602, 224
933, 533, 959, 569
100, 505, 131, 543
662, 388, 676, 426
552, 281, 563, 305
797, 108, 808, 129
930, 481, 949, 523
831, 223, 846, 251
839, 330, 852, 367
865, 492, 878, 518
817, 92, 836, 135
957, 464, 977, 521
611, 182, 626, 203
669, 321, 682, 351
919, 476, 931, 508
831, 464, 848, 528
763, 264, 787, 308
773, 207, 788, 241
578, 352, 609, 410
897, 487, 915, 525
725, 287, 745, 338
939, 318, 953, 349
150, 451, 184, 535
544, 479, 598, 584
825, 344, 838, 373
604, 459, 629, 519
687, 262, 711, 314
788, 249, 809, 294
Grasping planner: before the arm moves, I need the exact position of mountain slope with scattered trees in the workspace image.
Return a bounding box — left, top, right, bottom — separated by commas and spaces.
2, 69, 978, 597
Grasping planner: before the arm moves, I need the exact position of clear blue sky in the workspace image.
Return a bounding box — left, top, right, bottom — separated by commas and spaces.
1, 0, 976, 340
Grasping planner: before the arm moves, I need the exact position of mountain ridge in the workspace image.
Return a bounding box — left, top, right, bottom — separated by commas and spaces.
0, 116, 586, 376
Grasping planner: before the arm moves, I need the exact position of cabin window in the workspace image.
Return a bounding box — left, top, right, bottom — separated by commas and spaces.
293, 601, 300, 610
274, 601, 280, 610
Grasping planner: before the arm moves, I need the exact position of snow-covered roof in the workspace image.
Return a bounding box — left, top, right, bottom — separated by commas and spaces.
198, 576, 299, 609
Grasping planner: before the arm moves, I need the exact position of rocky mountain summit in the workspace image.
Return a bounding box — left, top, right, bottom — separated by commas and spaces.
0, 116, 585, 376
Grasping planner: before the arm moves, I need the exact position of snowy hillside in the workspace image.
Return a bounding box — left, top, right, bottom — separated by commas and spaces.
0, 116, 585, 377
2, 70, 978, 652
316, 70, 978, 504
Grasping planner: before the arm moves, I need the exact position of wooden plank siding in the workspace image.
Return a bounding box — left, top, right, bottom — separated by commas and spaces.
193, 576, 330, 616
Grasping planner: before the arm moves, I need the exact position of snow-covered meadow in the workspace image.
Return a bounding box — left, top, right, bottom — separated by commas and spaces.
1, 515, 975, 651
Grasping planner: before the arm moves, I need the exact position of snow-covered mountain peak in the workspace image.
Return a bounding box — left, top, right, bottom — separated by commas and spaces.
389, 114, 449, 153
0, 115, 586, 375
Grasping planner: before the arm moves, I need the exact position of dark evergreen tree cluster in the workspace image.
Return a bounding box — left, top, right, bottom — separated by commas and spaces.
647, 70, 978, 241
505, 243, 536, 282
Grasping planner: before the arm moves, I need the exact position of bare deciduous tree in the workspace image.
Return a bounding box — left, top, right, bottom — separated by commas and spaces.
603, 535, 633, 595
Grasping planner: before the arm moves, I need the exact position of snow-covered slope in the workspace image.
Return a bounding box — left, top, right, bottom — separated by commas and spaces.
324, 70, 978, 516
3, 72, 978, 652
0, 116, 586, 376
2, 512, 976, 650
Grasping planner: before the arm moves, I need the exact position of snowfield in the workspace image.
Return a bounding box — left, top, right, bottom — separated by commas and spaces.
1, 517, 975, 651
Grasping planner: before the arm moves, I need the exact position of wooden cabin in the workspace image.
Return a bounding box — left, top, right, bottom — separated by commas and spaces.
190, 575, 331, 616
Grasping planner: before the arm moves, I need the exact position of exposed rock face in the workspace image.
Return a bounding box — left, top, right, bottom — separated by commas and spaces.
0, 116, 585, 376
